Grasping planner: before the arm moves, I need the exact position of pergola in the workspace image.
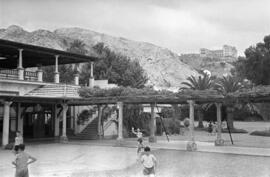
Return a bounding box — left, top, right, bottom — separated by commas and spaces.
2, 83, 270, 150
1, 89, 226, 150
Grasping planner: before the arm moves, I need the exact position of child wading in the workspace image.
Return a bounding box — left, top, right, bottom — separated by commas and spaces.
141, 146, 157, 177
13, 131, 24, 154
132, 127, 144, 157
13, 144, 37, 177
15, 131, 24, 146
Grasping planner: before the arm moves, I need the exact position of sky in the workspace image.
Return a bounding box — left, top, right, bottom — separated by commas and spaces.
1, 0, 270, 56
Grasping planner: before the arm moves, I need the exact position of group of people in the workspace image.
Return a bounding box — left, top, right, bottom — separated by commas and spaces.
207, 121, 227, 136
11, 129, 153, 177
132, 127, 157, 177
207, 121, 217, 136
12, 131, 37, 177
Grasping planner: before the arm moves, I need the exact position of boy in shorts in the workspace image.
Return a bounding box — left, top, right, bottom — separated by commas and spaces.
137, 138, 144, 159
12, 144, 37, 177
132, 127, 144, 155
141, 146, 157, 177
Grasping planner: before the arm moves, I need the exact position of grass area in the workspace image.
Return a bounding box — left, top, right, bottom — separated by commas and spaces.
250, 130, 270, 137
222, 128, 248, 133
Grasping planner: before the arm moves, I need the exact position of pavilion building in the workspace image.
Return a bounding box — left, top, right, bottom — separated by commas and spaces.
0, 39, 117, 147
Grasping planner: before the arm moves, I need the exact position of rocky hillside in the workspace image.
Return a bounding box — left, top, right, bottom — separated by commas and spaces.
179, 54, 235, 77
0, 25, 198, 90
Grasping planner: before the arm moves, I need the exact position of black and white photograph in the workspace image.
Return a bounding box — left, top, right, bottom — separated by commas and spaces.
0, 0, 270, 176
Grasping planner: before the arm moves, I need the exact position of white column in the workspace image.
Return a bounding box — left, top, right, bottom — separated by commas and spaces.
117, 102, 123, 140
90, 61, 94, 78
54, 104, 59, 137
74, 106, 78, 134
149, 103, 157, 142
2, 101, 12, 147
186, 100, 197, 151
97, 105, 103, 139
215, 103, 224, 146
89, 62, 94, 88
18, 49, 23, 69
17, 103, 23, 134
37, 69, 43, 82
60, 103, 68, 142
74, 73, 79, 85
54, 55, 59, 83
17, 48, 24, 80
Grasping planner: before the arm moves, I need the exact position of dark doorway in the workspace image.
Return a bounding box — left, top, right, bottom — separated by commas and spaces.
23, 104, 54, 138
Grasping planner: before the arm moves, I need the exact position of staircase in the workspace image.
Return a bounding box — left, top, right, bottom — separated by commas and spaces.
69, 118, 99, 140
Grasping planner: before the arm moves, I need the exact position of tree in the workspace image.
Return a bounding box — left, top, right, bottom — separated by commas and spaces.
42, 64, 76, 84
214, 75, 244, 129
42, 39, 87, 83
233, 35, 270, 85
67, 39, 88, 72
181, 73, 214, 128
80, 43, 148, 88
67, 39, 88, 55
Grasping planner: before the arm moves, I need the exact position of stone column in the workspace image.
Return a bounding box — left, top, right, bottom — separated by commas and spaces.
37, 69, 43, 82
17, 49, 24, 80
74, 73, 79, 85
2, 101, 12, 147
97, 105, 103, 139
74, 106, 78, 134
89, 62, 94, 88
117, 102, 123, 140
149, 103, 157, 142
54, 104, 60, 137
186, 100, 197, 151
60, 103, 68, 142
17, 103, 23, 134
54, 55, 60, 84
215, 103, 225, 146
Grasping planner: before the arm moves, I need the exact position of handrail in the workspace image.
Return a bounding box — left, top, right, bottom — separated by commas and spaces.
0, 69, 19, 80
24, 71, 37, 77
0, 69, 18, 75
24, 71, 38, 81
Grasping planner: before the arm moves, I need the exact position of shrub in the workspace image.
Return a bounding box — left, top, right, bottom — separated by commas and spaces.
250, 130, 270, 137
77, 108, 96, 125
222, 128, 248, 133
157, 118, 182, 135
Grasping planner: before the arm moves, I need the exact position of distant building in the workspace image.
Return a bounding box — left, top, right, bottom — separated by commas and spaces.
223, 45, 237, 58
200, 45, 237, 58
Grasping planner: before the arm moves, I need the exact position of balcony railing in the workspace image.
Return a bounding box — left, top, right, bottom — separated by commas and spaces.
0, 69, 38, 81
0, 69, 19, 80
24, 71, 38, 81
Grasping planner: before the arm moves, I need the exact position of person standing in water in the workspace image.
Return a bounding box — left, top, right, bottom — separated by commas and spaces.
141, 146, 157, 177
132, 127, 144, 158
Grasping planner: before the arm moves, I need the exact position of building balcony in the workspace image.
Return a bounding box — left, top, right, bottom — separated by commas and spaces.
0, 69, 38, 82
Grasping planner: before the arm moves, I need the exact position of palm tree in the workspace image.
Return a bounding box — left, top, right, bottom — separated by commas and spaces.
215, 75, 244, 129
67, 39, 88, 72
181, 72, 214, 128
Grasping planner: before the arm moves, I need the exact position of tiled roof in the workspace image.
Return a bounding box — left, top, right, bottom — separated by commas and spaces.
25, 84, 80, 98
